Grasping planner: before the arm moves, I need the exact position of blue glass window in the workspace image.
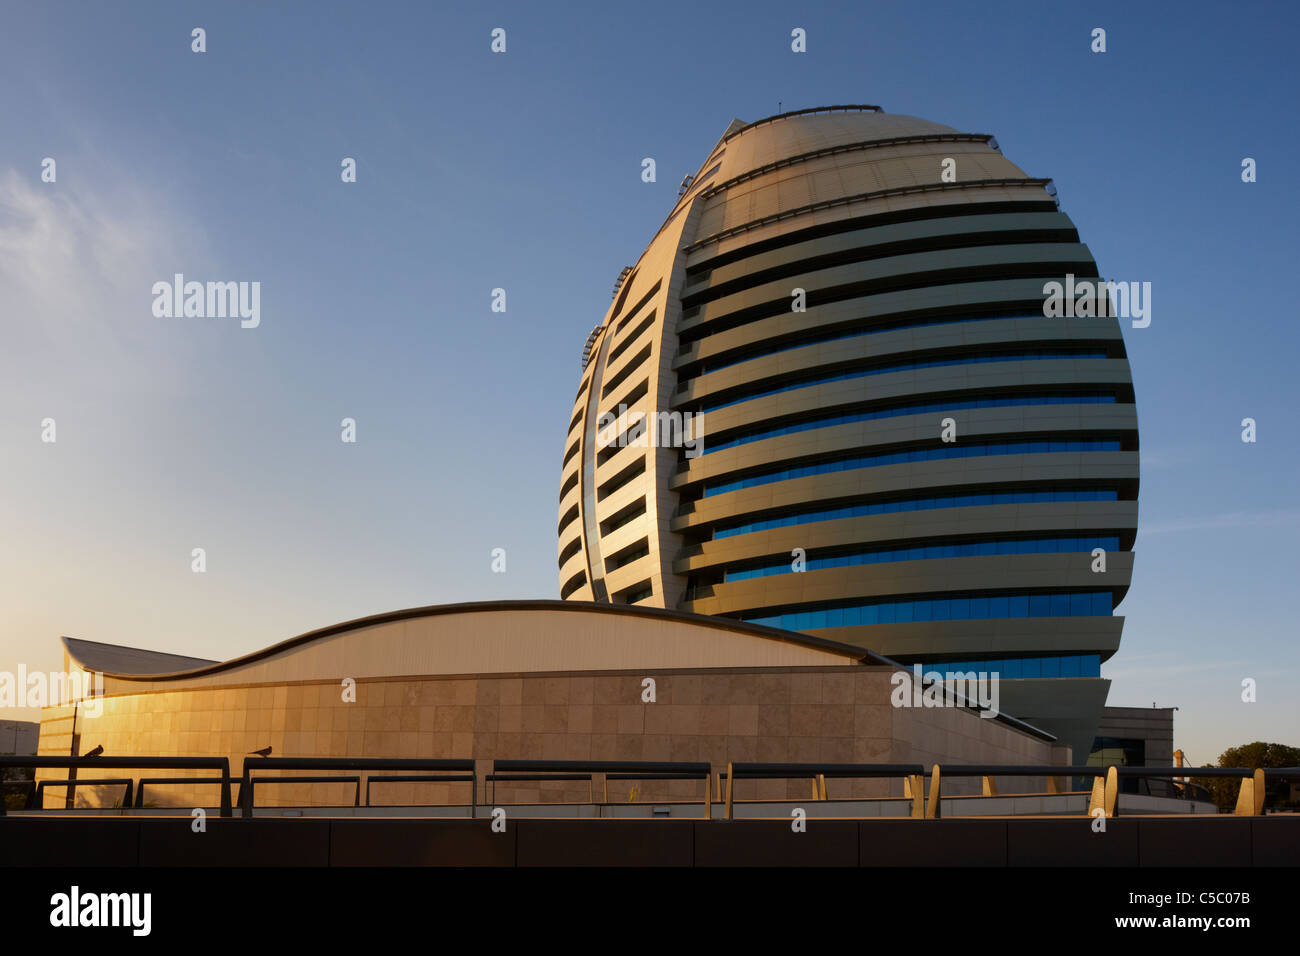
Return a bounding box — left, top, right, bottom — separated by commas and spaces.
744, 592, 1111, 629
714, 489, 1120, 539
699, 313, 1046, 377
704, 441, 1122, 498
703, 350, 1111, 412
723, 535, 1124, 581
895, 654, 1102, 679
706, 394, 1117, 455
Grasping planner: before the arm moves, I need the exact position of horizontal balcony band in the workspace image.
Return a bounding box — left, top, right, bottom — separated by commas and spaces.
695, 392, 1130, 458
673, 278, 1124, 374
678, 243, 1097, 342
682, 364, 1135, 447
557, 541, 588, 578
673, 403, 1140, 491
683, 178, 1056, 257
680, 552, 1134, 618
681, 211, 1080, 305
674, 501, 1140, 575
798, 617, 1126, 663
677, 328, 1129, 411
693, 133, 996, 205
671, 454, 1141, 533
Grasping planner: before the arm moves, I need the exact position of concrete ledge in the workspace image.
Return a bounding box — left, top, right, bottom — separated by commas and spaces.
141, 819, 332, 867
1, 815, 1295, 867
1250, 816, 1300, 866
0, 818, 143, 867
1137, 817, 1252, 868
1006, 817, 1140, 867
861, 819, 1007, 866
517, 820, 694, 867
694, 820, 860, 866
331, 819, 514, 867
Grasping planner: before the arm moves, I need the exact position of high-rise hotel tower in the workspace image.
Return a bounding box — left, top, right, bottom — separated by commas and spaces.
557, 107, 1138, 756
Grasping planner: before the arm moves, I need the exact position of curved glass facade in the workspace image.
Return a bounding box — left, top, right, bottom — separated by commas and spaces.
558, 107, 1139, 757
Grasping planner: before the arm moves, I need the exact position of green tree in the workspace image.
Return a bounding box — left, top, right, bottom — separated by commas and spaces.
1188, 741, 1300, 813
1, 754, 35, 811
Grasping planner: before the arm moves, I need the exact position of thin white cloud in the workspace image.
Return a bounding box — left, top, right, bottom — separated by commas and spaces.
1138, 510, 1300, 537
1104, 659, 1252, 681
0, 166, 213, 394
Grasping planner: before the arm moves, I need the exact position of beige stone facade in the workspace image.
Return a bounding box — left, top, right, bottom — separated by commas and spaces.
36, 603, 1058, 809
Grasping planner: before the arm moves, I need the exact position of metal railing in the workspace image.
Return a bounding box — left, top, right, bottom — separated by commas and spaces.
0, 755, 233, 817
135, 777, 231, 808
488, 760, 713, 818
4, 755, 1293, 821
722, 762, 925, 820
1119, 766, 1273, 818
238, 757, 475, 819
241, 775, 363, 812
34, 778, 134, 810
925, 764, 1107, 819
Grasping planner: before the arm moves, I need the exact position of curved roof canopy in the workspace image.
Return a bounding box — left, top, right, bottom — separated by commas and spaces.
62, 600, 875, 687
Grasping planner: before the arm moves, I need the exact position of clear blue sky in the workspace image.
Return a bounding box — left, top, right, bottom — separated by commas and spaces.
1, 0, 1296, 763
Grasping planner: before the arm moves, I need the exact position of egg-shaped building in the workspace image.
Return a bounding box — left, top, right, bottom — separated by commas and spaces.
557, 106, 1138, 757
